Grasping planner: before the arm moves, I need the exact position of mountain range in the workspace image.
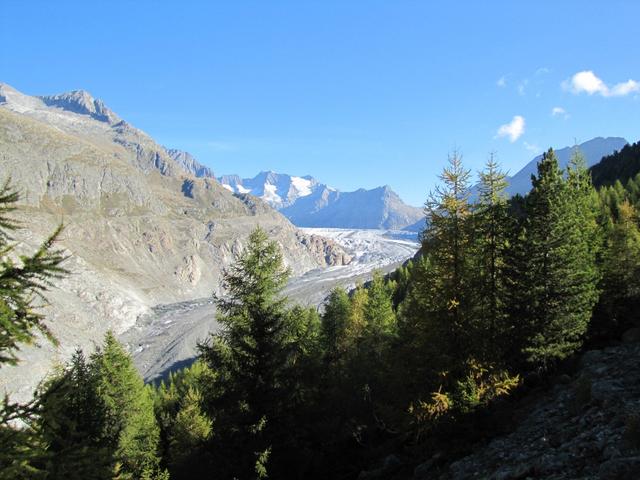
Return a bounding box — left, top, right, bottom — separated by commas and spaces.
218, 172, 425, 230
0, 83, 348, 399
214, 138, 627, 232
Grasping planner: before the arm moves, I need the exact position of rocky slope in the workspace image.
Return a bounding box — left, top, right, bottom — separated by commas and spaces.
441, 338, 640, 480
219, 171, 424, 230
0, 83, 347, 400
358, 335, 640, 480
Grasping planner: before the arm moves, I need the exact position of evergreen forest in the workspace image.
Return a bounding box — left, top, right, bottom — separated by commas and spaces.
2, 145, 640, 479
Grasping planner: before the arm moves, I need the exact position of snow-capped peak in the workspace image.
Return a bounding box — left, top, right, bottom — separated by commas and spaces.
290, 176, 313, 197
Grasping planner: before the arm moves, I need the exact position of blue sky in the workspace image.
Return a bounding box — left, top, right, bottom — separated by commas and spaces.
2, 1, 639, 206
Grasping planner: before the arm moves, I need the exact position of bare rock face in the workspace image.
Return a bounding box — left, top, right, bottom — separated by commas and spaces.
39, 89, 121, 124
296, 232, 353, 266
0, 83, 340, 400
166, 148, 215, 179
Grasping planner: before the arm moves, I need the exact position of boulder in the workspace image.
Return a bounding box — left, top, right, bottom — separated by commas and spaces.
622, 327, 640, 344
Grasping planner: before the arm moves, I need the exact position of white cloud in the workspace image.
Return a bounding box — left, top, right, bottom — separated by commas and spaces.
564, 70, 640, 97
497, 76, 507, 87
551, 106, 569, 119
536, 67, 550, 75
496, 115, 525, 142
610, 79, 640, 96
524, 141, 541, 154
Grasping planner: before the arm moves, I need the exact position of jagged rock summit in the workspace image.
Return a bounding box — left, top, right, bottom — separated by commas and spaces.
39, 89, 121, 124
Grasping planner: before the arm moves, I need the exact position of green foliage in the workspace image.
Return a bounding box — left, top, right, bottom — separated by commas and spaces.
0, 178, 67, 478
471, 154, 512, 363
320, 287, 352, 364
199, 227, 320, 479
38, 350, 112, 479
591, 200, 640, 338
153, 361, 214, 479
0, 397, 47, 480
92, 332, 161, 479
590, 141, 640, 189
4, 141, 639, 480
399, 151, 475, 393
362, 271, 396, 349
0, 179, 67, 366
512, 149, 599, 367
37, 333, 163, 480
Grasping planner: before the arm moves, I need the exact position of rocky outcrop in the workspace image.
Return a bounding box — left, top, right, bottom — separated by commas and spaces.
166, 148, 215, 179
296, 232, 353, 267
439, 341, 640, 480
39, 89, 121, 124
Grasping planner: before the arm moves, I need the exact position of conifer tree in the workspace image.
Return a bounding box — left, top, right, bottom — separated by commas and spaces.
167, 387, 212, 477
91, 332, 162, 479
404, 151, 474, 381
592, 200, 640, 337
473, 154, 511, 362
39, 350, 112, 480
0, 179, 67, 479
199, 227, 301, 479
362, 271, 396, 354
0, 179, 67, 366
515, 149, 599, 367
321, 287, 352, 366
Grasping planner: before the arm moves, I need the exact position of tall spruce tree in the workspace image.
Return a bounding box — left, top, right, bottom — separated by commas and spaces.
199, 227, 298, 479
516, 148, 599, 367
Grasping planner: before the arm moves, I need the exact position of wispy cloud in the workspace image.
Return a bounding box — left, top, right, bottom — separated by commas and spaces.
497, 76, 507, 87
551, 106, 570, 119
535, 67, 550, 76
524, 141, 541, 154
496, 115, 525, 142
517, 79, 528, 96
563, 70, 640, 97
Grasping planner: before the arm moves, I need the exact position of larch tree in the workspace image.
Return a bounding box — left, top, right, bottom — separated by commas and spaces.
472, 154, 511, 363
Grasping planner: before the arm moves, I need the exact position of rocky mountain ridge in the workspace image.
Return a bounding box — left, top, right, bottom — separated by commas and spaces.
505, 137, 628, 197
